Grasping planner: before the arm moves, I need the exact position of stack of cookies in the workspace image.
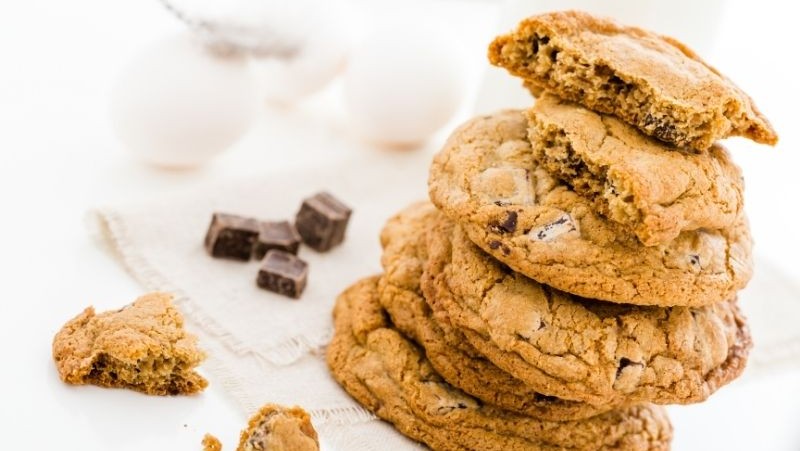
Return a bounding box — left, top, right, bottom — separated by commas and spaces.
328, 11, 777, 451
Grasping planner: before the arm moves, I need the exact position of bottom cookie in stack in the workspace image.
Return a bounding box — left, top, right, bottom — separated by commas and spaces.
327, 276, 672, 451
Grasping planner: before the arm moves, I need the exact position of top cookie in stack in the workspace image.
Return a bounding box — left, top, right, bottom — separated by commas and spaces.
488, 10, 777, 152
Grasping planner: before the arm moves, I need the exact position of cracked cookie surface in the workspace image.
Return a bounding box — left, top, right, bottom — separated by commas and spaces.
378, 201, 614, 420
528, 94, 744, 246
52, 292, 207, 395
420, 211, 751, 406
488, 10, 777, 151
327, 276, 673, 451
428, 109, 753, 307
236, 404, 319, 451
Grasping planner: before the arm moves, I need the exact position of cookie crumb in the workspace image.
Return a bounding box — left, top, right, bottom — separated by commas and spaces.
202, 434, 222, 451
238, 404, 319, 451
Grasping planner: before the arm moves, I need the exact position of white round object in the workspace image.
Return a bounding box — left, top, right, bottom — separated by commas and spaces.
111, 33, 259, 168
343, 23, 468, 146
253, 0, 351, 103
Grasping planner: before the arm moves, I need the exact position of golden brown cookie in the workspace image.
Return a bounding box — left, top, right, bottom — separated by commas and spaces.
327, 276, 673, 451
415, 206, 751, 406
202, 434, 223, 451
52, 292, 207, 395
237, 404, 319, 451
428, 109, 753, 307
488, 10, 777, 151
528, 94, 744, 246
378, 201, 613, 420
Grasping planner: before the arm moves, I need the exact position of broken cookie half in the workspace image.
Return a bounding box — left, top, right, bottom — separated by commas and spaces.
52, 292, 208, 396
528, 94, 744, 246
489, 10, 777, 151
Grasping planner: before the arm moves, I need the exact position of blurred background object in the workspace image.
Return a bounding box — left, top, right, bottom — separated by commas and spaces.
110, 0, 470, 165
343, 21, 468, 146
110, 32, 259, 168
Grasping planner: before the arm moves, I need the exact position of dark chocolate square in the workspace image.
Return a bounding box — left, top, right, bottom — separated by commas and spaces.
256, 250, 308, 299
294, 192, 352, 252
204, 213, 259, 261
253, 220, 301, 259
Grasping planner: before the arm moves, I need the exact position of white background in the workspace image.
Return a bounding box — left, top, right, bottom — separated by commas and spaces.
1, 1, 799, 450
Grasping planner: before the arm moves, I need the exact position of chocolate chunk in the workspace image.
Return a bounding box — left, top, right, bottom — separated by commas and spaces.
256, 250, 308, 299
616, 358, 633, 379
204, 213, 259, 261
643, 113, 679, 143
527, 214, 576, 242
499, 211, 518, 233
295, 192, 352, 252
253, 220, 301, 260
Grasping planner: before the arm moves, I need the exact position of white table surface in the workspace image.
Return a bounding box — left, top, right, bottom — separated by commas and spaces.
1, 1, 799, 450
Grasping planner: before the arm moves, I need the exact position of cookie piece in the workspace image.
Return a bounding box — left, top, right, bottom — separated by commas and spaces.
420, 210, 751, 406
237, 404, 319, 451
328, 276, 673, 451
428, 109, 753, 307
202, 434, 223, 451
378, 202, 612, 421
528, 94, 744, 246
488, 10, 777, 151
52, 292, 207, 395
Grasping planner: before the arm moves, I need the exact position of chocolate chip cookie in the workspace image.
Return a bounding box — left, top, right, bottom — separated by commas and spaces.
328, 276, 673, 451
488, 10, 777, 151
528, 94, 745, 246
378, 201, 614, 420
419, 209, 751, 406
428, 109, 753, 307
52, 292, 208, 395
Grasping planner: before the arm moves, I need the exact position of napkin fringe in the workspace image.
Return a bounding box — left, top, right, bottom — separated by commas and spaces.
317, 421, 415, 451
310, 406, 376, 425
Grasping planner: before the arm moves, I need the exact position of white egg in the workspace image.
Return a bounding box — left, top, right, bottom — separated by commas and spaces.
252, 0, 351, 103
343, 23, 468, 146
110, 33, 259, 168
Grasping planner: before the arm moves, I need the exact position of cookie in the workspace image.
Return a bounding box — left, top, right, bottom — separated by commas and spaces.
378, 201, 613, 420
420, 210, 751, 406
428, 109, 753, 307
52, 292, 208, 395
488, 10, 777, 151
202, 434, 223, 451
327, 276, 673, 451
237, 404, 319, 451
528, 94, 744, 246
